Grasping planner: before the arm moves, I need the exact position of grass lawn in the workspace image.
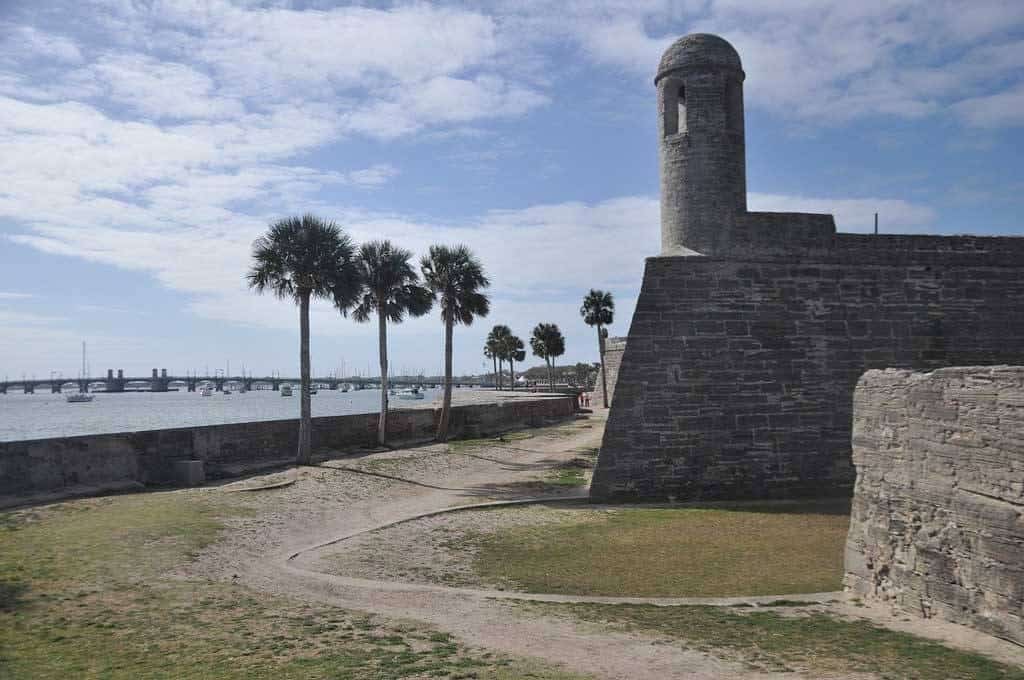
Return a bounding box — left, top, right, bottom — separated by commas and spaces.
0, 492, 586, 680
474, 499, 850, 597
535, 602, 1024, 680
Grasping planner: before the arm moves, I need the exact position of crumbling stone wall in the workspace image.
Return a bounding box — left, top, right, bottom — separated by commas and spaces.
592, 238, 1024, 501
593, 337, 626, 407
844, 367, 1023, 644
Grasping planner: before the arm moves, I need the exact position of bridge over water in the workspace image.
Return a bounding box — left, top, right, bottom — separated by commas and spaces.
0, 369, 483, 394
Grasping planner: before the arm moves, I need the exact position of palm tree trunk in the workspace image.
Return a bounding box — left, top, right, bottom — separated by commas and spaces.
498, 357, 504, 390
297, 290, 312, 465
547, 357, 554, 392
598, 323, 609, 408
377, 305, 388, 446
509, 356, 514, 391
492, 355, 498, 390
437, 315, 454, 441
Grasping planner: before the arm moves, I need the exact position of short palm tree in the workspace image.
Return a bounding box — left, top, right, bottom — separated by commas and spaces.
248, 215, 360, 464
488, 324, 512, 390
421, 245, 490, 441
580, 289, 615, 407
530, 322, 566, 391
504, 334, 526, 390
483, 342, 499, 390
352, 240, 433, 446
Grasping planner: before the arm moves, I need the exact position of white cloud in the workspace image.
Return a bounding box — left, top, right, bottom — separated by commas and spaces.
514, 0, 1024, 128
87, 54, 244, 120
1, 26, 83, 64
952, 84, 1024, 128
0, 292, 35, 300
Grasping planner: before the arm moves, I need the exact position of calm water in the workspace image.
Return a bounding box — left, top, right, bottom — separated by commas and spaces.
0, 387, 451, 442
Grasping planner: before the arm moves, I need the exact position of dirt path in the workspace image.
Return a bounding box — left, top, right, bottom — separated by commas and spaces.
184, 409, 1019, 679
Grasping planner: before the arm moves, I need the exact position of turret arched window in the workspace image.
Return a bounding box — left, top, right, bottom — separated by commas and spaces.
663, 84, 686, 137
677, 85, 687, 134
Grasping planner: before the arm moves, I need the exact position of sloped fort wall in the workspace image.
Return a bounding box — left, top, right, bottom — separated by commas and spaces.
844, 367, 1023, 645
591, 235, 1024, 501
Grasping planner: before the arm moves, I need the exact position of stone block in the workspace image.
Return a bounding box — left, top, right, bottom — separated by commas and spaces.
174, 459, 205, 487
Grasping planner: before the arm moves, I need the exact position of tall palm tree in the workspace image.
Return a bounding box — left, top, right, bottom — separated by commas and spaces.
421, 245, 490, 441
248, 215, 360, 464
352, 240, 433, 446
530, 322, 566, 391
504, 333, 525, 390
580, 289, 615, 407
488, 324, 512, 390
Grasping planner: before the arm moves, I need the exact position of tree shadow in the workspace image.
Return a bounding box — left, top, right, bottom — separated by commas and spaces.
0, 579, 29, 612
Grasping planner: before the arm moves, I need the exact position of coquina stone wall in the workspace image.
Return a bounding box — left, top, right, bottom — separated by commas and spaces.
592, 237, 1024, 501
0, 395, 577, 506
844, 367, 1023, 644
593, 337, 626, 407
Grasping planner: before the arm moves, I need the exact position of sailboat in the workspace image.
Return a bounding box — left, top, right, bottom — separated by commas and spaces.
66, 342, 95, 403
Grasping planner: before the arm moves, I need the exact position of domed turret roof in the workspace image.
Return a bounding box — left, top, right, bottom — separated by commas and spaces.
655, 33, 743, 83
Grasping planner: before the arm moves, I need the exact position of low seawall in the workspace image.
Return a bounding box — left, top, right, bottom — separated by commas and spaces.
0, 395, 577, 506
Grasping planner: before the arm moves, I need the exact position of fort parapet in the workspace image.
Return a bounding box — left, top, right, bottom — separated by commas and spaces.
591, 34, 1024, 501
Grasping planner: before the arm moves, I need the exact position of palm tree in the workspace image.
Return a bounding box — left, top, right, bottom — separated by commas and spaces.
530, 323, 566, 391
486, 326, 508, 390
421, 245, 490, 442
352, 240, 433, 446
580, 289, 615, 407
504, 334, 525, 390
488, 324, 512, 390
483, 342, 499, 390
248, 215, 360, 465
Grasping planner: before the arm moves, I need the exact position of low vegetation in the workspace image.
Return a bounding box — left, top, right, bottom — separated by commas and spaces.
0, 492, 585, 679
531, 602, 1024, 680
473, 500, 851, 597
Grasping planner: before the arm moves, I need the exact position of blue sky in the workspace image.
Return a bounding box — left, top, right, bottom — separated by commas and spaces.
1, 0, 1023, 380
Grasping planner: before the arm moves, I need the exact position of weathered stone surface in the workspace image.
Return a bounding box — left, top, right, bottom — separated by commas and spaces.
592, 253, 1024, 501
593, 337, 626, 407
844, 367, 1024, 645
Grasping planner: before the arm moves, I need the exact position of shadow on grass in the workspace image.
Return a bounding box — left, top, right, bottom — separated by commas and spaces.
0, 579, 29, 612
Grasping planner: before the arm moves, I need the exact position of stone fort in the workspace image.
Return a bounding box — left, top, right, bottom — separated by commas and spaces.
591, 33, 1024, 501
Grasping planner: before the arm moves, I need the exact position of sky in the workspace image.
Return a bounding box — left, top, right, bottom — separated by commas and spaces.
1, 0, 1023, 381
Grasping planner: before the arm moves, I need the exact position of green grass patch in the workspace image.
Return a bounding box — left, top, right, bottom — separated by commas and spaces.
0, 492, 588, 679
539, 602, 1024, 679
473, 500, 850, 597
544, 457, 593, 488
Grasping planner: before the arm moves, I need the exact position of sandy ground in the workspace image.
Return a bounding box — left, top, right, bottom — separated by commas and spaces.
184, 407, 1024, 679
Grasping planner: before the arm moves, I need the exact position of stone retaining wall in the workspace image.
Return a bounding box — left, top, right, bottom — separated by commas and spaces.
844, 367, 1023, 644
0, 395, 577, 505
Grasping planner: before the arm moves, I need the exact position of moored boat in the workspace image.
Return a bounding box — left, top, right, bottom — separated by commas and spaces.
67, 342, 95, 403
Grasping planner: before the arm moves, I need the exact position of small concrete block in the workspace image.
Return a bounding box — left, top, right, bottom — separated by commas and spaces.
174, 460, 205, 487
